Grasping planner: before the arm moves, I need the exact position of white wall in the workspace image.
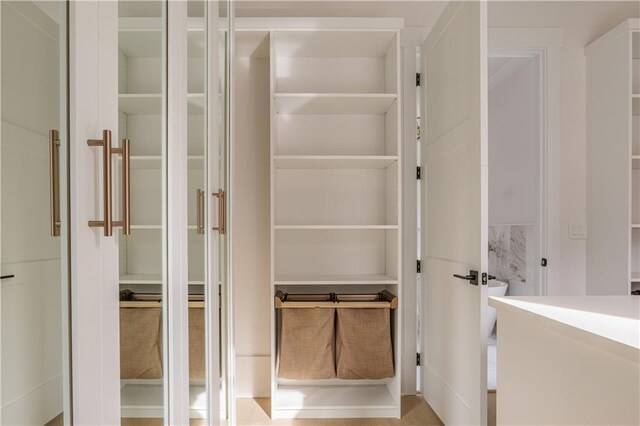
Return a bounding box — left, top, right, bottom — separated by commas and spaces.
1, 2, 63, 423
489, 57, 539, 227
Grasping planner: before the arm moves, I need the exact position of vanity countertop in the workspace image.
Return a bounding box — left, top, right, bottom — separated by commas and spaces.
489, 296, 640, 362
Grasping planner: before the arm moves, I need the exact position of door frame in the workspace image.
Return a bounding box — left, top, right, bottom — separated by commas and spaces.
488, 28, 563, 296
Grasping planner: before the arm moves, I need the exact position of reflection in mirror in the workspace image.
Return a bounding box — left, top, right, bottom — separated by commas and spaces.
117, 0, 167, 422
1, 1, 69, 425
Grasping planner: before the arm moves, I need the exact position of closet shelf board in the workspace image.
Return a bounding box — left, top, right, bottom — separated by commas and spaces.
274, 156, 398, 169
128, 225, 201, 231
274, 93, 397, 115
119, 273, 205, 285
122, 155, 204, 169
120, 382, 205, 418
631, 272, 640, 282
633, 155, 640, 169
119, 18, 204, 58
119, 93, 204, 114
273, 384, 396, 418
632, 224, 640, 229
273, 225, 398, 230
274, 274, 398, 285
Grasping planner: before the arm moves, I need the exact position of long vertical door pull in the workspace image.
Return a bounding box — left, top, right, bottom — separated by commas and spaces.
212, 189, 226, 234
49, 130, 61, 237
87, 130, 131, 236
197, 189, 205, 234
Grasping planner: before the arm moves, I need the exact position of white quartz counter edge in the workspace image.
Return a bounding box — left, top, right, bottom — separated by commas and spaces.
489, 296, 640, 365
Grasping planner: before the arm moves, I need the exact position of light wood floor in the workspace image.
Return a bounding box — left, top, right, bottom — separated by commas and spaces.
50, 393, 496, 425
117, 396, 443, 426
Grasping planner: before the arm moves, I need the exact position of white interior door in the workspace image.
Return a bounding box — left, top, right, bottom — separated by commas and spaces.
420, 2, 489, 424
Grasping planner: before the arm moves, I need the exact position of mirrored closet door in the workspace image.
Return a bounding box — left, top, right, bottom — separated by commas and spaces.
117, 0, 168, 420
0, 1, 70, 424
114, 0, 231, 423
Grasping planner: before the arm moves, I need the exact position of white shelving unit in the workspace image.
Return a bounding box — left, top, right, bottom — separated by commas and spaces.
117, 14, 207, 418
586, 19, 640, 295
269, 21, 403, 419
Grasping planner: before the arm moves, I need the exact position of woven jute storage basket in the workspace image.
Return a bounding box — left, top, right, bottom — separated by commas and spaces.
189, 307, 206, 380
120, 307, 163, 379
336, 308, 394, 379
278, 308, 337, 379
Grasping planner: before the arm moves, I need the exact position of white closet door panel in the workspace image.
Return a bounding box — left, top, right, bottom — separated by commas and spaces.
69, 1, 121, 423
421, 2, 488, 425
0, 3, 59, 135
276, 114, 386, 156
1, 124, 58, 263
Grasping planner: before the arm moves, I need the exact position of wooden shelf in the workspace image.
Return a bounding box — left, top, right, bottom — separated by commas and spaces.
274, 156, 397, 169
274, 274, 398, 285
633, 155, 640, 169
274, 93, 396, 115
630, 272, 640, 283
119, 93, 204, 115
274, 225, 398, 230
119, 273, 205, 285
632, 224, 640, 229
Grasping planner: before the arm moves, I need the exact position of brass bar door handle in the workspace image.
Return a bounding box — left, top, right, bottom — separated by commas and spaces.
197, 189, 205, 235
116, 138, 131, 236
212, 189, 226, 235
87, 131, 131, 236
49, 130, 61, 237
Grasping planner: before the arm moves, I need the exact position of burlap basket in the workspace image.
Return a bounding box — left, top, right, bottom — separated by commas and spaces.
189, 307, 206, 380
120, 307, 163, 379
336, 308, 394, 379
278, 308, 336, 379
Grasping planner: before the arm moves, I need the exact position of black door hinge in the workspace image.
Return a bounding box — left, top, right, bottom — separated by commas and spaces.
417, 166, 421, 180
416, 73, 421, 87
417, 353, 421, 366
541, 258, 548, 267
417, 260, 421, 273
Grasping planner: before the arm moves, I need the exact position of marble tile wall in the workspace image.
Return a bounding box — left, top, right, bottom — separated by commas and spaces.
488, 225, 538, 296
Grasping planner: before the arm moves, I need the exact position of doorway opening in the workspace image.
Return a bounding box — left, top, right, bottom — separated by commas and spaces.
487, 50, 547, 393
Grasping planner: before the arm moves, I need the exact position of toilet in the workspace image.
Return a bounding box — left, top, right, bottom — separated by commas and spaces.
487, 280, 509, 337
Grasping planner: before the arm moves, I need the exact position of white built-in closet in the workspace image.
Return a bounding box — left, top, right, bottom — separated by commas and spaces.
234, 18, 403, 419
